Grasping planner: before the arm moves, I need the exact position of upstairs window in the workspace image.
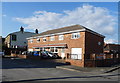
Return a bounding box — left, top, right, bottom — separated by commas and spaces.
71, 32, 80, 39
50, 36, 55, 41
59, 35, 64, 40
30, 39, 33, 43
12, 35, 17, 41
43, 37, 46, 42
37, 38, 40, 42
24, 42, 27, 44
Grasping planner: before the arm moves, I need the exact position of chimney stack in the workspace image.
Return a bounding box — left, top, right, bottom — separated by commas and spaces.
35, 29, 38, 34
20, 26, 24, 33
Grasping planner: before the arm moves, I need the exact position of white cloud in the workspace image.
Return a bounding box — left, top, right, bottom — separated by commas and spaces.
15, 4, 117, 38
2, 14, 7, 17
105, 39, 118, 44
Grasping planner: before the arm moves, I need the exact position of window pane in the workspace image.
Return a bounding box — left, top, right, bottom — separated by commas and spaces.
50, 47, 54, 52
71, 32, 80, 39
55, 48, 58, 52
12, 35, 17, 41
50, 36, 55, 41
43, 37, 46, 42
37, 38, 40, 42
59, 35, 64, 40
30, 39, 33, 43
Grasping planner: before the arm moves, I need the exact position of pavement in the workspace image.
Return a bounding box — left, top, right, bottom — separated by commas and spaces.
56, 64, 120, 74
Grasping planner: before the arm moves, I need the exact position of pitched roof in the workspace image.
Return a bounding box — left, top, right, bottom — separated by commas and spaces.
10, 31, 36, 35
5, 31, 36, 38
34, 25, 85, 37
29, 24, 105, 38
104, 44, 120, 51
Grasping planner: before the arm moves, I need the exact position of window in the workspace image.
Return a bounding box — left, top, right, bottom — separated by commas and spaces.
71, 32, 80, 39
54, 48, 58, 53
43, 37, 46, 42
50, 36, 55, 41
12, 35, 17, 41
50, 47, 54, 52
59, 35, 64, 40
24, 42, 26, 44
30, 39, 33, 43
37, 38, 40, 42
98, 42, 101, 45
50, 47, 58, 53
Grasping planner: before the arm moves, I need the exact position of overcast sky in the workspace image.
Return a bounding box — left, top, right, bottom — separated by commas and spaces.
2, 2, 118, 44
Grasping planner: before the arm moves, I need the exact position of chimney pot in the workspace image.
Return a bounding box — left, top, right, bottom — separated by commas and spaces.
20, 26, 24, 32
35, 29, 38, 34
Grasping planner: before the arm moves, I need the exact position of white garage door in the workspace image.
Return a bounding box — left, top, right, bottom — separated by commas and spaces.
71, 48, 82, 59
28, 49, 33, 52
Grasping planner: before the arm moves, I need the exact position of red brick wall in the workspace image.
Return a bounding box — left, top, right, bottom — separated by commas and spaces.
85, 31, 104, 55
85, 58, 120, 67
28, 32, 86, 60
18, 55, 27, 59
65, 59, 84, 67
27, 31, 104, 67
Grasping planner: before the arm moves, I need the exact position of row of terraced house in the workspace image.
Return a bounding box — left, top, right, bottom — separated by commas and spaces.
4, 24, 120, 67
27, 25, 106, 67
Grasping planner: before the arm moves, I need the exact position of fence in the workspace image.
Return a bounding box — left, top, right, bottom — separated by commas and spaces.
85, 58, 120, 67
66, 54, 82, 60
66, 53, 120, 67
89, 53, 120, 60
84, 53, 120, 67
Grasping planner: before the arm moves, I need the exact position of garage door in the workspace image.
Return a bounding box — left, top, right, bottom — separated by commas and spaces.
28, 49, 33, 52
71, 48, 82, 59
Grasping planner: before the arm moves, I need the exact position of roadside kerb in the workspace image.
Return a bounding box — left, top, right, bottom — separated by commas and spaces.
104, 65, 120, 73
56, 65, 120, 74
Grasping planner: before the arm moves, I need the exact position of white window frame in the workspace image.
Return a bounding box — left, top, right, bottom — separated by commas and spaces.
59, 35, 64, 40
43, 37, 46, 42
37, 38, 40, 43
50, 47, 58, 53
71, 32, 80, 39
30, 39, 33, 43
50, 36, 55, 41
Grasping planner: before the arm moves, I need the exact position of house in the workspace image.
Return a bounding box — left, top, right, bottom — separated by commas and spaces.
5, 26, 38, 49
27, 24, 105, 67
0, 36, 5, 52
0, 36, 2, 51
104, 44, 120, 54
4, 26, 38, 55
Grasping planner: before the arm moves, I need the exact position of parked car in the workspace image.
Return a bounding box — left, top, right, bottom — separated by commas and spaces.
26, 51, 33, 56
33, 51, 40, 56
41, 51, 61, 59
22, 51, 28, 55
41, 51, 51, 58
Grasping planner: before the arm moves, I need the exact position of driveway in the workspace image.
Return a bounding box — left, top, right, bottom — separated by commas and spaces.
2, 58, 119, 82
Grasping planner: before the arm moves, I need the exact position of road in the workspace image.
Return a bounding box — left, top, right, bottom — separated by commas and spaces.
1, 57, 120, 82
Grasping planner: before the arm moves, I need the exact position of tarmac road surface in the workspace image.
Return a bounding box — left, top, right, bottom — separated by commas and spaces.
1, 58, 120, 82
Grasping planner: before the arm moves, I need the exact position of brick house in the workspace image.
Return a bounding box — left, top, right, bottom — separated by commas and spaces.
104, 44, 120, 54
27, 25, 105, 67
